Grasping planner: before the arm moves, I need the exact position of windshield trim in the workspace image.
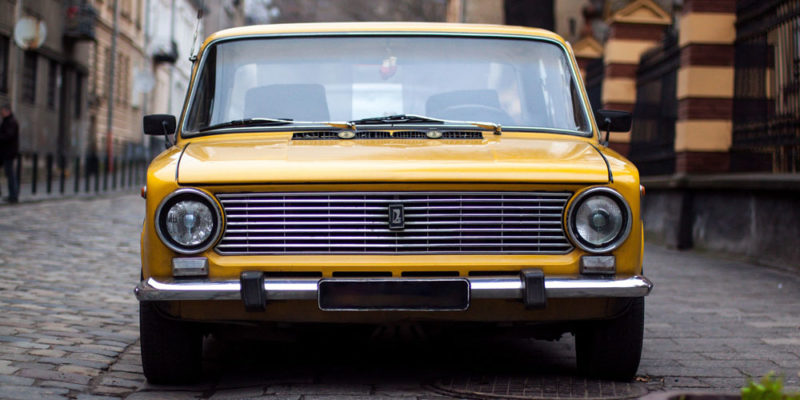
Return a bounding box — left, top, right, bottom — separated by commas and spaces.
180, 32, 594, 139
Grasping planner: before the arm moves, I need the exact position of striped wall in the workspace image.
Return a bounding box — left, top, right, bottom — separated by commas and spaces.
673, 0, 736, 172
600, 0, 670, 156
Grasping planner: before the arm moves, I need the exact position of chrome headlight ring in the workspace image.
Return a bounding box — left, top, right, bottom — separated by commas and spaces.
566, 187, 632, 254
155, 188, 223, 255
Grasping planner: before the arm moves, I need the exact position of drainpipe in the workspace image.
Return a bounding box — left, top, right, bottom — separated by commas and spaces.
167, 0, 176, 116
143, 0, 151, 156
106, 0, 120, 171
9, 0, 23, 114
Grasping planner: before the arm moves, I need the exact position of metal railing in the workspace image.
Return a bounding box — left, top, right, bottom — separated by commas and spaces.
733, 0, 800, 172
628, 30, 678, 176
1, 152, 148, 200
584, 58, 604, 113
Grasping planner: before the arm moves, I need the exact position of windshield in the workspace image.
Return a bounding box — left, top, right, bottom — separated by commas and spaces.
184, 35, 591, 135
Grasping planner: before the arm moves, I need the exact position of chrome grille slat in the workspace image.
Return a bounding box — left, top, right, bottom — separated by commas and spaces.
216, 191, 572, 255
221, 205, 565, 212
221, 235, 567, 241
219, 197, 569, 204
217, 242, 572, 248
225, 220, 563, 226
225, 228, 565, 233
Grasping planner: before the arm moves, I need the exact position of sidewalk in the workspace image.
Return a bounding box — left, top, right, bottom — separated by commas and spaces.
640, 244, 800, 393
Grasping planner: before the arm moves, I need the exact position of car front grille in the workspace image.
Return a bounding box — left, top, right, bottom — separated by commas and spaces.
215, 192, 573, 255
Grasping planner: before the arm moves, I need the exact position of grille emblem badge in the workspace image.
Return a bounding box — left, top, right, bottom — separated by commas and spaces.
388, 204, 405, 229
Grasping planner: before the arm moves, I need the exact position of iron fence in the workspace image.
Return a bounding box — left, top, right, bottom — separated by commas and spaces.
628, 30, 679, 176
584, 58, 605, 113
733, 0, 800, 172
0, 152, 148, 200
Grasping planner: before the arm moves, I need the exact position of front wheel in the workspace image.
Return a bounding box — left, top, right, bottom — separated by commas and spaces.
139, 302, 203, 384
575, 297, 644, 381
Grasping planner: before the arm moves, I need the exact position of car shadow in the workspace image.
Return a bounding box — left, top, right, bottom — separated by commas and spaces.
200, 325, 578, 391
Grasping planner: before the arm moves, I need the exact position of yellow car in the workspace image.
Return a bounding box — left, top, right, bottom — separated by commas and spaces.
135, 22, 652, 384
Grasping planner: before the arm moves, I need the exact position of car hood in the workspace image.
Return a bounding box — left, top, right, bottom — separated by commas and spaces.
176, 134, 610, 184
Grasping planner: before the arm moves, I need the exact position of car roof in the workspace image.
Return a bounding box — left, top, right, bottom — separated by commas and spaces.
203, 22, 567, 47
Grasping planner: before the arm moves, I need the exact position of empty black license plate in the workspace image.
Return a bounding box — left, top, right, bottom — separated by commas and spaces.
318, 279, 470, 311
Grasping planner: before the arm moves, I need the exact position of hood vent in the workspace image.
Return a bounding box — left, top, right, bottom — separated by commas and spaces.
292, 130, 484, 140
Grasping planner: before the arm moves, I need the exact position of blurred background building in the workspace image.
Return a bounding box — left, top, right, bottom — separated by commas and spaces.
1, 0, 798, 267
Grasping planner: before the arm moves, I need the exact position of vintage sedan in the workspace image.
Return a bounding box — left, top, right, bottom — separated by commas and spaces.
135, 22, 652, 383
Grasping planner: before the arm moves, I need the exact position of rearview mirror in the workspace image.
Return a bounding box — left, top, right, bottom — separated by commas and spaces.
143, 114, 176, 136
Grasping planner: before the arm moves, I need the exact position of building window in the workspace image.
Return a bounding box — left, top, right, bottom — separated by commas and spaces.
0, 36, 8, 93
47, 60, 59, 109
75, 73, 84, 118
22, 51, 38, 104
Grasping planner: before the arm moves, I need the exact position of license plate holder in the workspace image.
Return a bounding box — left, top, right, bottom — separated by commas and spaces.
318, 278, 470, 311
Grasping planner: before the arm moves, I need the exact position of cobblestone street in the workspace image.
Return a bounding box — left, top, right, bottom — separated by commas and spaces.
0, 194, 798, 399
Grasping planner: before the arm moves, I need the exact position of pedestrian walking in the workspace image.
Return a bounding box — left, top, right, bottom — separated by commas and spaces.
0, 104, 20, 203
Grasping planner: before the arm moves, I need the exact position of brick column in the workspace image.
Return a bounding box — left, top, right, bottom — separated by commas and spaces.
601, 0, 671, 156
674, 0, 736, 173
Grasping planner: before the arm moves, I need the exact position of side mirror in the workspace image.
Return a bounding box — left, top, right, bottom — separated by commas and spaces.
143, 114, 176, 136
595, 109, 632, 146
143, 114, 176, 148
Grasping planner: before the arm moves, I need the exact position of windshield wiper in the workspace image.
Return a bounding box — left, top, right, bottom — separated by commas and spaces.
348, 114, 446, 125
348, 114, 502, 135
198, 118, 295, 132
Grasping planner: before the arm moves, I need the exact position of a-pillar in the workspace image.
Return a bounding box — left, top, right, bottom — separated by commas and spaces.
601, 0, 671, 156
674, 0, 736, 173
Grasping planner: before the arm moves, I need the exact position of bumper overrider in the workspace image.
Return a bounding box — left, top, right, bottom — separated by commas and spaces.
134, 270, 653, 311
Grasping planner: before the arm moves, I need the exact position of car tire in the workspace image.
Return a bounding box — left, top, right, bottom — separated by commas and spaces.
139, 302, 203, 384
575, 297, 644, 381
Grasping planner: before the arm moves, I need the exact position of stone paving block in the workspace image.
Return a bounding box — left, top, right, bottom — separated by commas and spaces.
266, 384, 372, 396
30, 349, 68, 358
110, 363, 142, 373
124, 391, 202, 399
93, 386, 138, 396
58, 364, 103, 377
763, 338, 800, 346
208, 386, 268, 399
305, 396, 418, 400
76, 395, 124, 400
98, 375, 145, 389
0, 384, 70, 400
639, 366, 743, 379
18, 368, 94, 385
0, 374, 36, 385
12, 361, 57, 371
37, 356, 110, 369
40, 379, 91, 391
699, 378, 749, 391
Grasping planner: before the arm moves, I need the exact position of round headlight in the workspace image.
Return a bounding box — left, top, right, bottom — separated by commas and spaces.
567, 187, 631, 253
156, 189, 222, 254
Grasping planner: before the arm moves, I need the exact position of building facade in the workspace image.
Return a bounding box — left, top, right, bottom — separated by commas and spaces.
0, 0, 93, 159
86, 0, 148, 163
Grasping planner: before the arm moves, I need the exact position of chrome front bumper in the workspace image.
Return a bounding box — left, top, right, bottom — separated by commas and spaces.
134, 275, 653, 302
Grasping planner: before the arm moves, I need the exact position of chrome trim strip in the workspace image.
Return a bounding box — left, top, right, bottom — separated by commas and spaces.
134, 275, 653, 302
